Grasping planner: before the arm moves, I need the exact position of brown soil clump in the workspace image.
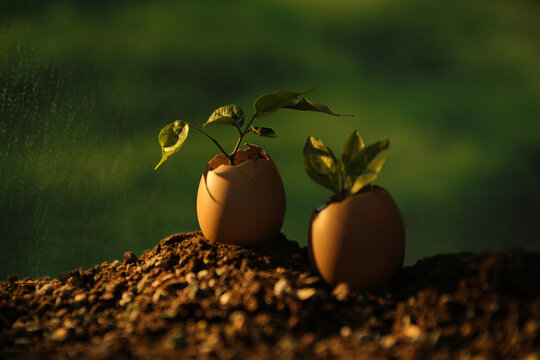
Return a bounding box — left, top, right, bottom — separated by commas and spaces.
1, 232, 539, 359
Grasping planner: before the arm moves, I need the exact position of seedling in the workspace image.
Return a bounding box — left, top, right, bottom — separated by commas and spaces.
154, 88, 351, 170
303, 130, 389, 200
305, 131, 403, 289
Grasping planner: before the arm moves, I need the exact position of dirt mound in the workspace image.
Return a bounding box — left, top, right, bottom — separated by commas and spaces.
1, 232, 539, 359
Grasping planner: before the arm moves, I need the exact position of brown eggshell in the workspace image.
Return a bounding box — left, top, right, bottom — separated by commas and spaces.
196, 145, 286, 246
308, 186, 405, 289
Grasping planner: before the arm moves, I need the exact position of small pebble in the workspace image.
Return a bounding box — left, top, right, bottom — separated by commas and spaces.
51, 328, 69, 342
215, 267, 228, 277
74, 293, 87, 303
332, 283, 350, 301
137, 276, 148, 293
296, 288, 317, 301
340, 326, 352, 338
185, 273, 197, 284
380, 335, 396, 349
274, 279, 291, 297
36, 284, 54, 296
229, 311, 247, 332
100, 293, 115, 301
220, 292, 231, 305
402, 324, 424, 342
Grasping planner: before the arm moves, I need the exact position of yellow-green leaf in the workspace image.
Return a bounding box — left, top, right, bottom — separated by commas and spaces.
253, 87, 351, 120
347, 139, 389, 194
253, 88, 318, 119
253, 94, 294, 119
154, 120, 189, 170
251, 126, 277, 138
284, 98, 352, 117
302, 136, 341, 194
203, 104, 244, 128
341, 130, 365, 173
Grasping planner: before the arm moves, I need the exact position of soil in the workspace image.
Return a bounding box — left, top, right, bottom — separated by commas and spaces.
1, 232, 539, 359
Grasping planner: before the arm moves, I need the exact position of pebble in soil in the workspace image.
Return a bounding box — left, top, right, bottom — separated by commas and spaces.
1, 232, 539, 359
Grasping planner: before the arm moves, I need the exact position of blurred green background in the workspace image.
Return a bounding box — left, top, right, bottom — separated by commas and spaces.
1, 0, 539, 280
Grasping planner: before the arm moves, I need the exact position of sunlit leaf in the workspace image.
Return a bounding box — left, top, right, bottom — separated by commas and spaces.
203, 104, 244, 128
253, 87, 317, 119
341, 130, 365, 173
253, 87, 351, 120
302, 136, 341, 194
347, 139, 389, 194
154, 120, 189, 170
335, 159, 345, 173
284, 98, 352, 117
253, 94, 294, 119
251, 126, 277, 138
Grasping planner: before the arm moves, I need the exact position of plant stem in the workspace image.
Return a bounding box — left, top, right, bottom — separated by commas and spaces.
336, 169, 347, 201
230, 114, 257, 160
189, 124, 233, 164
192, 112, 257, 167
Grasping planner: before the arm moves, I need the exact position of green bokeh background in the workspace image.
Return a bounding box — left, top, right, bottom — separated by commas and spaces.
1, 0, 539, 279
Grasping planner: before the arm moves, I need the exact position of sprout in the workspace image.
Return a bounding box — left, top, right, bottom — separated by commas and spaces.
154, 88, 351, 169
302, 130, 389, 200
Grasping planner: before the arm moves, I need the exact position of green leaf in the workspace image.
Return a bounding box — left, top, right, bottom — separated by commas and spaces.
251, 126, 277, 138
253, 87, 317, 119
253, 94, 294, 119
347, 139, 390, 194
302, 136, 341, 194
203, 104, 244, 128
284, 98, 352, 117
341, 130, 365, 172
154, 120, 190, 170
254, 87, 352, 120
271, 87, 317, 99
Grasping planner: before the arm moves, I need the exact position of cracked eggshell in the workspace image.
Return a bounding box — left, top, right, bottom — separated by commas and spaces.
308, 186, 405, 289
196, 145, 286, 246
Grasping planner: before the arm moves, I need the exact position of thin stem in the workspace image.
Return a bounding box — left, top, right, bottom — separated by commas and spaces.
189, 124, 233, 163
230, 114, 257, 160
236, 123, 243, 137
339, 170, 347, 200
244, 113, 257, 133
231, 137, 243, 160
229, 123, 245, 163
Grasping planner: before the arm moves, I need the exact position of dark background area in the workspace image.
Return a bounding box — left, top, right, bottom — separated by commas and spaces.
1, 0, 539, 279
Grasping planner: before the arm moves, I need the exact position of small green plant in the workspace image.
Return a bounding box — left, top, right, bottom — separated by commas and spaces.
154, 88, 351, 170
302, 131, 389, 200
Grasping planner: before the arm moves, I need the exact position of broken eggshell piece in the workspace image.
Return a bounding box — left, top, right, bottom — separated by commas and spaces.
308, 185, 405, 290
197, 144, 286, 246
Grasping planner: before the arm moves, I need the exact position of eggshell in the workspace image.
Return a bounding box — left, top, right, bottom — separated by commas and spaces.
308, 186, 405, 289
197, 145, 286, 246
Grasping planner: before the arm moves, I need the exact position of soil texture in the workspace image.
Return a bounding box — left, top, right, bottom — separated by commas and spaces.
1, 232, 539, 359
